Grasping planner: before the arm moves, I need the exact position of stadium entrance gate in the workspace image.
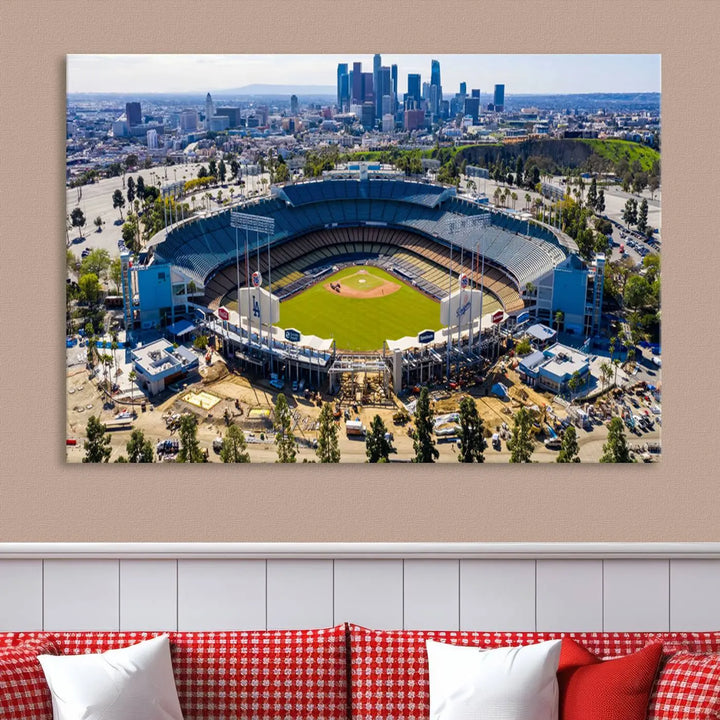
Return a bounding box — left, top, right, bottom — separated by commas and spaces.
328, 354, 392, 403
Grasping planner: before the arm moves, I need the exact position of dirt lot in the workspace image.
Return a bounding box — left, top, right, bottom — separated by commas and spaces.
67, 353, 659, 464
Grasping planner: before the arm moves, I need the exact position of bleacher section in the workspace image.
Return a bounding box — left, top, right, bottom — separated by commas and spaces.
152, 178, 566, 314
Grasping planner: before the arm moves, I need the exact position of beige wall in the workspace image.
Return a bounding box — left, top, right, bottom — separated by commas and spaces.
1, 1, 718, 542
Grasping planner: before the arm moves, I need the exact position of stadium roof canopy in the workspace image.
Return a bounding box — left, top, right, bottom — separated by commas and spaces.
149, 178, 570, 290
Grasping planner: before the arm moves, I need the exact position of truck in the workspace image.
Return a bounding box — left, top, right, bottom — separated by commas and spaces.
345, 419, 366, 437
269, 373, 285, 390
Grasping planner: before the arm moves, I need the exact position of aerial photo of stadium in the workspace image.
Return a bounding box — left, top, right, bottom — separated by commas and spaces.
66, 53, 662, 463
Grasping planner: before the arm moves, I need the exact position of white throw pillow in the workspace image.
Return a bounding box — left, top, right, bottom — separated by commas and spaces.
38, 634, 184, 720
426, 638, 562, 720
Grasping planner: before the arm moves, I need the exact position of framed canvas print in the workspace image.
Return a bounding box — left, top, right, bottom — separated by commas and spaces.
65, 53, 661, 465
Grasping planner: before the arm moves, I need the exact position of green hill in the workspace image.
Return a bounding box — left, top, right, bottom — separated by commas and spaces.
580, 139, 659, 172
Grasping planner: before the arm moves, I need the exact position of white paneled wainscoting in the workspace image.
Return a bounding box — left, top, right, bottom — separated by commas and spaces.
0, 544, 718, 633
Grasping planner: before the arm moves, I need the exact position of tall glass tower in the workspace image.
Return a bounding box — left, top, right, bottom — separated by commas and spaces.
337, 63, 349, 109
407, 74, 421, 106
373, 54, 382, 120
494, 84, 505, 112
430, 59, 442, 117
205, 93, 214, 125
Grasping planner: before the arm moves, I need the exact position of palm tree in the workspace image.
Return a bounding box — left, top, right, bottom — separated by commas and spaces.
110, 340, 119, 380
101, 353, 112, 390
525, 192, 531, 210
567, 371, 581, 403
511, 191, 518, 210
599, 361, 612, 391
128, 369, 137, 412
86, 338, 96, 370
627, 347, 636, 368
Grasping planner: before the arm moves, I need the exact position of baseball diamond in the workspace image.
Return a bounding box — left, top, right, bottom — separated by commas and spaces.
280, 266, 442, 352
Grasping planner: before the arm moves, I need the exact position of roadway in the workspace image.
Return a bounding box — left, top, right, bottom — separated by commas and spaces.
66, 163, 270, 261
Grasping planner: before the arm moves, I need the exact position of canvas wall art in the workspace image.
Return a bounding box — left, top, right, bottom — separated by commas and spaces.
65, 53, 661, 464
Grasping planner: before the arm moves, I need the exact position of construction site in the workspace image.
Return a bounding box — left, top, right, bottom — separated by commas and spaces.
66, 340, 661, 464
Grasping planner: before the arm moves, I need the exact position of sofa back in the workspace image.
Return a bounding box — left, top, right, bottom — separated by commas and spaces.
347, 624, 720, 720
1, 626, 349, 720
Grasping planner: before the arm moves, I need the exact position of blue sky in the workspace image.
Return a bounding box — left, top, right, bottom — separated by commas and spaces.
67, 54, 661, 95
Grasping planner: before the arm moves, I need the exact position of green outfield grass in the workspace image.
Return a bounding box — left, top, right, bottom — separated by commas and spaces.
279, 267, 442, 351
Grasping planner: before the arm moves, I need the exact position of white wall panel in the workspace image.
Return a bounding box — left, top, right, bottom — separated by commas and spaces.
177, 559, 265, 631
43, 560, 119, 631
404, 560, 459, 630
334, 559, 403, 629
120, 560, 177, 631
670, 560, 720, 630
266, 559, 333, 629
537, 560, 603, 631
460, 559, 536, 631
0, 560, 43, 631
1, 547, 717, 634
603, 560, 669, 631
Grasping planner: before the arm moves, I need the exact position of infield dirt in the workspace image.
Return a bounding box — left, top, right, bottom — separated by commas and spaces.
323, 268, 400, 299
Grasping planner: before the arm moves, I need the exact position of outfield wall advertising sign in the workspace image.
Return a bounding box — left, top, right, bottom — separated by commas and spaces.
516, 311, 530, 324
238, 287, 280, 324
418, 330, 435, 344
284, 328, 301, 343
492, 310, 504, 324
217, 307, 230, 321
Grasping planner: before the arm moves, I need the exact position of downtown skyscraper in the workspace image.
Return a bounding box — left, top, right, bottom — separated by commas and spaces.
337, 63, 349, 110
430, 59, 442, 118
494, 84, 505, 112
373, 54, 382, 119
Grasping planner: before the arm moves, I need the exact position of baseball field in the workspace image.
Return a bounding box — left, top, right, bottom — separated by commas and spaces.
279, 266, 442, 351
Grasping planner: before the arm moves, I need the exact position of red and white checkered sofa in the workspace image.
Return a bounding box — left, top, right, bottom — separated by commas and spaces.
347, 625, 720, 720
1, 624, 719, 719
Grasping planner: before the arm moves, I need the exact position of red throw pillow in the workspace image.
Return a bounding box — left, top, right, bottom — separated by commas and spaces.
0, 635, 60, 720
558, 637, 663, 720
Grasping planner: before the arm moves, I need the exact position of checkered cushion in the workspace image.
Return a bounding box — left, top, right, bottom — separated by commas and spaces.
648, 633, 720, 654
0, 634, 60, 720
648, 652, 720, 719
348, 625, 662, 720
1, 627, 349, 720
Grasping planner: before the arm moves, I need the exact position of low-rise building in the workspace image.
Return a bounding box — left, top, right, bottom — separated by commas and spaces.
131, 340, 199, 396
518, 342, 591, 394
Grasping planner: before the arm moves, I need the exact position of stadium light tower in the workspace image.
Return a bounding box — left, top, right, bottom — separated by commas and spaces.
448, 214, 491, 351
161, 181, 184, 235
230, 211, 276, 361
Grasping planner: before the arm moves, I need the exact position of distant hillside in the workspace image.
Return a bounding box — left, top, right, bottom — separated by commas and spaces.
444, 138, 659, 177
505, 92, 660, 112
214, 83, 335, 97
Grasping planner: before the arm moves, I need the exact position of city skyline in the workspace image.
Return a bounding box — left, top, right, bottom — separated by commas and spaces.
67, 54, 661, 96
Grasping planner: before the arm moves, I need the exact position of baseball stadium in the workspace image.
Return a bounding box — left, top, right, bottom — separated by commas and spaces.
127, 167, 577, 395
